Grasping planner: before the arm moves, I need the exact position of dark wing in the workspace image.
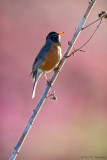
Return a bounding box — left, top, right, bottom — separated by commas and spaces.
30, 41, 52, 77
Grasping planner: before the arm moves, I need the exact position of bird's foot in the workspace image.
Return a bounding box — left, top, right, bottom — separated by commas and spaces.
54, 66, 60, 73
47, 80, 52, 87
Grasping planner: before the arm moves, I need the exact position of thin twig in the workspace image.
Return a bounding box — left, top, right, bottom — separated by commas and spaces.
82, 17, 101, 29
66, 17, 102, 58
82, 10, 107, 30
9, 1, 97, 160
78, 18, 102, 51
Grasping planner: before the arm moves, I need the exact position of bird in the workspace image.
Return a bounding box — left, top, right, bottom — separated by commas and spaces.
30, 31, 64, 99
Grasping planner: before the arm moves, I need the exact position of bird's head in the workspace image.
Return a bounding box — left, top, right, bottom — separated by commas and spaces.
46, 31, 64, 43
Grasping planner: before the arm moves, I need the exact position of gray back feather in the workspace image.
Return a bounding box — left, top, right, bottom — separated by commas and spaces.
32, 41, 52, 75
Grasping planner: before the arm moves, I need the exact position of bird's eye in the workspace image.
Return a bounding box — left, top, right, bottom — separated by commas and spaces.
52, 34, 55, 37
54, 35, 57, 38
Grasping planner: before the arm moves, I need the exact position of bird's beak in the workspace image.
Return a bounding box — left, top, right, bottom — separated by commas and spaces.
58, 32, 64, 35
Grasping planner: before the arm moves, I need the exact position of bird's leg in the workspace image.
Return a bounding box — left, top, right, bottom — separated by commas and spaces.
43, 73, 52, 87
44, 73, 48, 81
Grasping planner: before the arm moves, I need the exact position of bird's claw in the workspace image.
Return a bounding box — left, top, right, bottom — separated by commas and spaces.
47, 80, 52, 87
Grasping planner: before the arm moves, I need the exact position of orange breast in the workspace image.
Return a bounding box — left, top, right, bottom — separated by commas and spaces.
40, 42, 62, 72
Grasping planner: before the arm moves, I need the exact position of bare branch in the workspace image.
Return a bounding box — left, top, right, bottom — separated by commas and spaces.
9, 1, 97, 160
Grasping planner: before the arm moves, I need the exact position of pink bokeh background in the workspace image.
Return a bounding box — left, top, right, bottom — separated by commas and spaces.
1, 0, 107, 160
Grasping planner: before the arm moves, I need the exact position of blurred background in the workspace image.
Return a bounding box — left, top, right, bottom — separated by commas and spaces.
0, 0, 107, 160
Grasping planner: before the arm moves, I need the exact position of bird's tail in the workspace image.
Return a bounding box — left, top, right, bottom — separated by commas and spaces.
32, 70, 42, 99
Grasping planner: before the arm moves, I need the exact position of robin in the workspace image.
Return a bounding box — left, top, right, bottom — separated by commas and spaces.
30, 31, 64, 99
